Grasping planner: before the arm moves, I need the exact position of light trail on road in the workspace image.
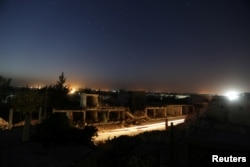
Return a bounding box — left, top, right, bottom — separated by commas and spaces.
94, 117, 185, 142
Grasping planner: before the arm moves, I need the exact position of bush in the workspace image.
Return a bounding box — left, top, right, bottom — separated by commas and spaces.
70, 125, 98, 145
185, 112, 212, 137
36, 113, 98, 146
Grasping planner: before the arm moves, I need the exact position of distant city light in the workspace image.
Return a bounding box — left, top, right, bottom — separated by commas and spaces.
69, 88, 76, 94
225, 91, 240, 101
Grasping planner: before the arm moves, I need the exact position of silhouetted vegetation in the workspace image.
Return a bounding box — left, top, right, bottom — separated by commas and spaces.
38, 72, 81, 118
89, 133, 168, 167
0, 76, 12, 103
128, 91, 146, 112
46, 72, 70, 109
14, 87, 43, 142
36, 113, 98, 146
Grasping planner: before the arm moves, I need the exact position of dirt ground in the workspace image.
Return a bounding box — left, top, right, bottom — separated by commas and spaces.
0, 119, 167, 167
0, 126, 92, 167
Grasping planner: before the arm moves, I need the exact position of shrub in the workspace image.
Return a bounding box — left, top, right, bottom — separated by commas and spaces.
36, 113, 98, 146
185, 112, 212, 137
70, 125, 98, 145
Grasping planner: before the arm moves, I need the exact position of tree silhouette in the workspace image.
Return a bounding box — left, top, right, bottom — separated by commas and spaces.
14, 88, 42, 142
47, 72, 70, 109
56, 72, 67, 90
128, 91, 146, 112
0, 76, 12, 103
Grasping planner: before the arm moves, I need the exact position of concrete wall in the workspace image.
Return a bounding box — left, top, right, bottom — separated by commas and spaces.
166, 105, 182, 116
80, 93, 99, 108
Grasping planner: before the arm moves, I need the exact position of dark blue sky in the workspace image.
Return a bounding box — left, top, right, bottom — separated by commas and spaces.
1, 0, 250, 94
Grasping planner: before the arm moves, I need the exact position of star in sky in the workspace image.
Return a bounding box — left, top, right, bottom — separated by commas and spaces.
0, 0, 250, 94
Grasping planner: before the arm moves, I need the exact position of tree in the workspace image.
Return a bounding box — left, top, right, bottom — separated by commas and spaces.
46, 72, 70, 109
0, 76, 12, 103
56, 72, 67, 90
14, 88, 43, 142
36, 112, 71, 145
128, 91, 146, 113
37, 113, 98, 146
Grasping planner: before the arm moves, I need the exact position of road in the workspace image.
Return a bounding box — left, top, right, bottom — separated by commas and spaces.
94, 117, 185, 142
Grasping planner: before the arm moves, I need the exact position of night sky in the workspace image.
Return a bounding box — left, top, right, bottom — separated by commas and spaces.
1, 0, 250, 94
